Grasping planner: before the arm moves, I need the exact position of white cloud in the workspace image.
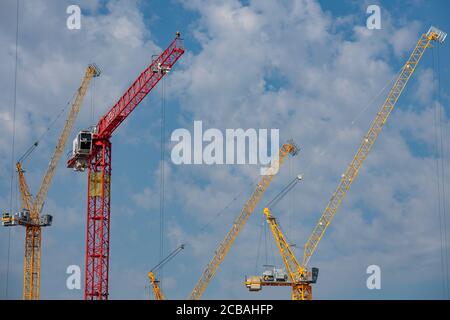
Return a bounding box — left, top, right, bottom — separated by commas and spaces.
163, 0, 450, 299
0, 0, 165, 299
1, 0, 448, 300
132, 187, 158, 211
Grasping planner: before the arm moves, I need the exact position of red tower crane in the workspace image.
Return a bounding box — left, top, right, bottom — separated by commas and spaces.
67, 33, 184, 300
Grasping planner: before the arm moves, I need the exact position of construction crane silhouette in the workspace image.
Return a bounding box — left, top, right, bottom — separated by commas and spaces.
67, 33, 184, 300
245, 26, 447, 300
2, 64, 100, 300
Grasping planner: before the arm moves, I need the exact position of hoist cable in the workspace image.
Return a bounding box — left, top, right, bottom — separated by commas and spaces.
151, 244, 185, 273
6, 0, 20, 299
254, 218, 264, 274
299, 66, 402, 178
266, 175, 301, 209
159, 77, 166, 284
289, 158, 294, 243
17, 89, 78, 164
437, 46, 450, 299
197, 176, 260, 234
432, 47, 449, 299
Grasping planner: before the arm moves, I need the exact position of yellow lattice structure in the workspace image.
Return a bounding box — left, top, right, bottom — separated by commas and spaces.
244, 26, 446, 301
263, 208, 316, 300
189, 142, 299, 299
2, 65, 100, 300
302, 27, 446, 267
148, 272, 165, 300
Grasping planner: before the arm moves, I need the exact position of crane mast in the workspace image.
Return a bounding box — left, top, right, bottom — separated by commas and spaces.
17, 162, 39, 300
67, 33, 184, 300
302, 26, 447, 267
1, 64, 99, 300
189, 142, 299, 300
148, 272, 165, 300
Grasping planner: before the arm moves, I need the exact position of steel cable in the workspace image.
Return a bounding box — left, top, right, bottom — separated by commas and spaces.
6, 0, 20, 299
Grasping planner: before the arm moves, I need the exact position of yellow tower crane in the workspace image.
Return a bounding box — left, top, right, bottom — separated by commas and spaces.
245, 26, 446, 300
245, 207, 318, 300
2, 64, 100, 300
148, 272, 165, 300
189, 141, 299, 300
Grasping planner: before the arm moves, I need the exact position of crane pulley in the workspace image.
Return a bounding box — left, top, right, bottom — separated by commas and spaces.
148, 272, 165, 300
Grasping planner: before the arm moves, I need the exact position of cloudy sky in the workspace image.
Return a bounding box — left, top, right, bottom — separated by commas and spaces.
1, 0, 450, 300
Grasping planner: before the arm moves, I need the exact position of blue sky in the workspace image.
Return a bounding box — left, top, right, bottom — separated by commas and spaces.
1, 0, 450, 300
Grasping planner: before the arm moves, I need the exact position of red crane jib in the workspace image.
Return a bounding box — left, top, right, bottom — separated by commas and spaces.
96, 37, 184, 138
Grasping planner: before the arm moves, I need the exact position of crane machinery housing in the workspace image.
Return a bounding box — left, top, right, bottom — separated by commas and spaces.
1, 64, 100, 300
189, 141, 299, 299
245, 207, 318, 300
67, 32, 184, 300
246, 26, 446, 300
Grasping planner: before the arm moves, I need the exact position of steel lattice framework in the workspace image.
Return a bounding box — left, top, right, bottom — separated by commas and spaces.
69, 34, 184, 300
148, 272, 165, 300
302, 27, 446, 267
243, 27, 445, 301
189, 142, 299, 300
263, 208, 313, 300
17, 162, 39, 300
85, 139, 112, 299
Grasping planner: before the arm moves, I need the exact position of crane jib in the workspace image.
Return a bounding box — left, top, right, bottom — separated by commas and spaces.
96, 38, 184, 138
1, 64, 100, 300
189, 142, 299, 299
302, 26, 446, 268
